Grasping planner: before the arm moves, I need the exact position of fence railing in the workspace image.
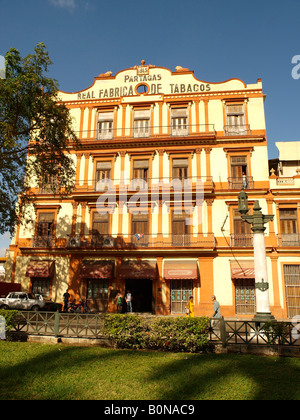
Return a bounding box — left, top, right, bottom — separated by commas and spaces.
209, 318, 300, 347
9, 312, 300, 347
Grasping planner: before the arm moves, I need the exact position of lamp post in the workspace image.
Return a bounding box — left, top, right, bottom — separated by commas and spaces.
238, 189, 275, 322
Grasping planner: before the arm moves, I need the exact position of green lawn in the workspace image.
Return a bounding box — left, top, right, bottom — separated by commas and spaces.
0, 341, 299, 400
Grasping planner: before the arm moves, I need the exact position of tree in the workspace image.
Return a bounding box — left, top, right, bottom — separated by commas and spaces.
0, 43, 79, 235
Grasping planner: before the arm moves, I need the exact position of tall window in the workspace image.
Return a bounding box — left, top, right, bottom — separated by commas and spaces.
40, 171, 59, 194
172, 158, 189, 180
171, 108, 188, 136
284, 265, 300, 318
133, 159, 149, 182
172, 212, 190, 246
233, 209, 252, 247
92, 212, 109, 234
133, 109, 150, 138
98, 112, 114, 140
131, 213, 149, 246
95, 161, 112, 190
226, 104, 247, 135
35, 213, 55, 247
279, 209, 299, 246
91, 212, 109, 246
230, 156, 250, 189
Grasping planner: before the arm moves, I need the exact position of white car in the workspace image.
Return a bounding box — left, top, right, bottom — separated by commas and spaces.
0, 292, 45, 311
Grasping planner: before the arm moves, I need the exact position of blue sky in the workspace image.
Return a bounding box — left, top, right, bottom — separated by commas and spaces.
1, 0, 300, 251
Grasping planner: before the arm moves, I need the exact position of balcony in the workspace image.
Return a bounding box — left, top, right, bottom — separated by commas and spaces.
228, 177, 254, 190
231, 234, 253, 247
32, 235, 56, 248
224, 125, 251, 136
74, 176, 214, 193
76, 123, 217, 141
277, 234, 300, 247
67, 233, 216, 249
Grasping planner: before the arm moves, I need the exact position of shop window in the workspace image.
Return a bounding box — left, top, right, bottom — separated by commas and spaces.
87, 279, 109, 300
171, 280, 193, 314
235, 278, 256, 314
32, 278, 50, 298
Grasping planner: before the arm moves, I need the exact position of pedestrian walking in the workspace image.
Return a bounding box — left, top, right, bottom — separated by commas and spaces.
116, 292, 123, 314
63, 289, 70, 312
211, 295, 221, 318
185, 296, 195, 318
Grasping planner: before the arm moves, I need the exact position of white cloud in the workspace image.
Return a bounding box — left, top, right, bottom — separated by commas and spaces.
49, 0, 76, 11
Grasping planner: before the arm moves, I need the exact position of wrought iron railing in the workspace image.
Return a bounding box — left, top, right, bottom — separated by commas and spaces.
67, 233, 216, 249
74, 176, 214, 191
77, 124, 217, 141
277, 234, 300, 247
228, 176, 254, 190
230, 234, 253, 247
224, 124, 251, 136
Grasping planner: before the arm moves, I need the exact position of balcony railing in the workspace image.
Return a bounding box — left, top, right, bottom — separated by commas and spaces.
75, 176, 214, 192
228, 177, 254, 190
276, 177, 295, 186
67, 233, 216, 249
277, 234, 300, 247
76, 123, 217, 141
224, 125, 251, 136
32, 236, 56, 248
230, 234, 253, 247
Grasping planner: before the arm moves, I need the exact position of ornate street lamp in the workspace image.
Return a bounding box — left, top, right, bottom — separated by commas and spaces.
238, 188, 275, 322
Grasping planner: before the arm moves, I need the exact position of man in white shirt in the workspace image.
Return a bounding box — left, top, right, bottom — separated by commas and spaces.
125, 290, 133, 313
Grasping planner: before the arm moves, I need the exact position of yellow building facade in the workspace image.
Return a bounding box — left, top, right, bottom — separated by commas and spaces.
5, 62, 300, 319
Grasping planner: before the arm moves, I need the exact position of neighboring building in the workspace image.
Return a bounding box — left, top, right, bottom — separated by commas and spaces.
4, 62, 300, 319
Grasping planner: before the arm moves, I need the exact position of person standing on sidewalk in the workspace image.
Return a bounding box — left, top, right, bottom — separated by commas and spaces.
125, 290, 133, 313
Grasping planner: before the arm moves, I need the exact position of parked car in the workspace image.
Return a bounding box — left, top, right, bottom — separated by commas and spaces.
0, 292, 46, 311
35, 294, 62, 312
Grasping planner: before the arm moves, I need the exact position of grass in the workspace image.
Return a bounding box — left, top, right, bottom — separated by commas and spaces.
0, 341, 300, 400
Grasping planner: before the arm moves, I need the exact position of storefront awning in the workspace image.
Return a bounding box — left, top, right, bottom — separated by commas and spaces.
231, 260, 255, 279
119, 260, 157, 280
26, 260, 55, 278
164, 260, 198, 280
81, 260, 114, 279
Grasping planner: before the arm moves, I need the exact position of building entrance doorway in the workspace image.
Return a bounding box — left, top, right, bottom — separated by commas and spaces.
125, 279, 153, 313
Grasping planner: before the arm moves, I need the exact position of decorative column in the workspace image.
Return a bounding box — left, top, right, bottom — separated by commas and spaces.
238, 189, 275, 321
